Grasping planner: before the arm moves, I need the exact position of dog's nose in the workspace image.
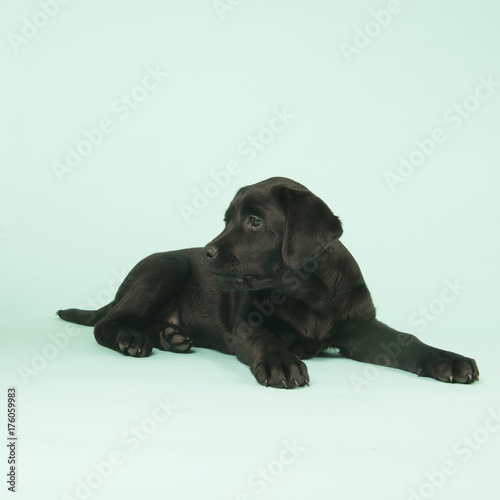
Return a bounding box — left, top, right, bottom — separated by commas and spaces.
204, 246, 218, 259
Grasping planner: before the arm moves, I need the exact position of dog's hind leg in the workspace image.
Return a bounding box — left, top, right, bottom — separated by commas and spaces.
142, 311, 193, 354
93, 256, 190, 358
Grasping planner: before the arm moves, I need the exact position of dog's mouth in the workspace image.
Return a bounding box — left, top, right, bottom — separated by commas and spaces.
210, 272, 273, 290
211, 271, 257, 283
213, 272, 246, 282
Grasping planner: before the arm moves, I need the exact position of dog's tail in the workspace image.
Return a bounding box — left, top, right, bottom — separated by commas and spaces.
56, 303, 113, 326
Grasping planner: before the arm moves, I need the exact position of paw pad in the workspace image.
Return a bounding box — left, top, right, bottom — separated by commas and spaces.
117, 329, 152, 357
159, 326, 192, 353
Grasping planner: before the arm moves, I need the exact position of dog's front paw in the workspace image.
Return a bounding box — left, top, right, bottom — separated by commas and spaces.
117, 329, 153, 357
418, 351, 479, 384
251, 353, 310, 389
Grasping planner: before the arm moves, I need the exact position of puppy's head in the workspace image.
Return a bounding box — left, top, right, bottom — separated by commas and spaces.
202, 177, 342, 290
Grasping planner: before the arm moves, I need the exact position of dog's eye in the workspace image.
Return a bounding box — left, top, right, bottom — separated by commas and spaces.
248, 216, 263, 227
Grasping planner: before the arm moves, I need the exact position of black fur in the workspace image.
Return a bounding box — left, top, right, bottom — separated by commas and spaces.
57, 177, 479, 388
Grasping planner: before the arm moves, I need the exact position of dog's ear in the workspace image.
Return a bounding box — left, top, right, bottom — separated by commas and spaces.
279, 187, 343, 268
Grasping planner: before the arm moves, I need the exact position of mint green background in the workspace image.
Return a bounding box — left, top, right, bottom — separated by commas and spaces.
1, 1, 499, 499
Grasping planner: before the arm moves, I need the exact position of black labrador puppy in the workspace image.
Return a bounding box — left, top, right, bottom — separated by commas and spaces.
57, 177, 479, 388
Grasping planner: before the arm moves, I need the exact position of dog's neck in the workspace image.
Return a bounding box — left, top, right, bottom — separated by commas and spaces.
275, 240, 370, 316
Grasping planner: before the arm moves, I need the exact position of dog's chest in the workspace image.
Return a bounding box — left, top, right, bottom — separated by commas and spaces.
273, 299, 334, 341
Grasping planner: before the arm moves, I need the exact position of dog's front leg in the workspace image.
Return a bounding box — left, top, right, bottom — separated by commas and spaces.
231, 316, 310, 389
334, 320, 479, 384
